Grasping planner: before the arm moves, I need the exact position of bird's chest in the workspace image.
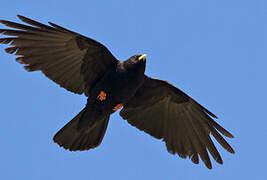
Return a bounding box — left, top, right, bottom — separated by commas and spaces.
103, 71, 144, 103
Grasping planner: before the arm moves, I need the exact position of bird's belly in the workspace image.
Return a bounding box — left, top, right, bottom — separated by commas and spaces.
88, 71, 144, 115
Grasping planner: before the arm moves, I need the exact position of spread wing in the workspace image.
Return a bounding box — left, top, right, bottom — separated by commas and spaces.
0, 15, 118, 95
120, 76, 234, 169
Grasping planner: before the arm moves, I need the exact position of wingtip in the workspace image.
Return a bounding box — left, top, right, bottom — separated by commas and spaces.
190, 154, 199, 164
216, 157, 223, 165
48, 22, 54, 26
229, 148, 235, 154
17, 15, 24, 20
5, 47, 17, 54
17, 15, 31, 23
48, 22, 57, 27
206, 164, 212, 170
224, 131, 234, 139
203, 159, 212, 170
0, 19, 7, 24
228, 133, 234, 139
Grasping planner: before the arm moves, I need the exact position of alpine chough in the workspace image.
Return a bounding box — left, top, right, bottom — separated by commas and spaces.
0, 15, 234, 169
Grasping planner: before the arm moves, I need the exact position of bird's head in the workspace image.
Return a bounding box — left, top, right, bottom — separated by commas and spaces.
123, 54, 146, 74
129, 54, 147, 63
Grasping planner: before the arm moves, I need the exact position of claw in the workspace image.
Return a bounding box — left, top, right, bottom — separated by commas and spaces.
113, 104, 123, 111
97, 91, 106, 101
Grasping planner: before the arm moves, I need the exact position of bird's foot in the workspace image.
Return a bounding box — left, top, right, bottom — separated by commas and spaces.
97, 91, 106, 101
113, 104, 123, 111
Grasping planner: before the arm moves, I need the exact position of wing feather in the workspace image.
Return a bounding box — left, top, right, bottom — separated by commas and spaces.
120, 76, 234, 169
0, 15, 118, 94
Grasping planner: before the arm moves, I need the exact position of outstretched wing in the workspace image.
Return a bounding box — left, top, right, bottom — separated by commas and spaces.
120, 76, 234, 169
0, 15, 118, 95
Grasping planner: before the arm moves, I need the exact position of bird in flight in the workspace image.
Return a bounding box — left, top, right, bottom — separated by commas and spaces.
0, 15, 234, 169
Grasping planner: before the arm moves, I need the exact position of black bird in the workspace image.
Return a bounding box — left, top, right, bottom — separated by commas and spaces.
0, 15, 234, 169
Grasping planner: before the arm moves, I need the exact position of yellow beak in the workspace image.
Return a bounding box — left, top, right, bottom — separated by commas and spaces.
138, 54, 147, 61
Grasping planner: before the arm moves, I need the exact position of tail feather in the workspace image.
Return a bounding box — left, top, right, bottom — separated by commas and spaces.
53, 108, 110, 151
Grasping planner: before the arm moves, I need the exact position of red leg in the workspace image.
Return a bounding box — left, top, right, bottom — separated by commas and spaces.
113, 104, 123, 111
97, 91, 106, 101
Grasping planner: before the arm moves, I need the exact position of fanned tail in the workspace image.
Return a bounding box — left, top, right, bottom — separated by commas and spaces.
53, 108, 110, 151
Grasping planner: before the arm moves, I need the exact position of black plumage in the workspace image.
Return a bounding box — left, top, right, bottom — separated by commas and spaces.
0, 15, 234, 169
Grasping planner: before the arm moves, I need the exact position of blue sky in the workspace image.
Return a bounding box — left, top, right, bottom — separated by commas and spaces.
0, 0, 266, 179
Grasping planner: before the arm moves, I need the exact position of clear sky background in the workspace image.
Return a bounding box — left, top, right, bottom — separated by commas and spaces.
0, 0, 265, 179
